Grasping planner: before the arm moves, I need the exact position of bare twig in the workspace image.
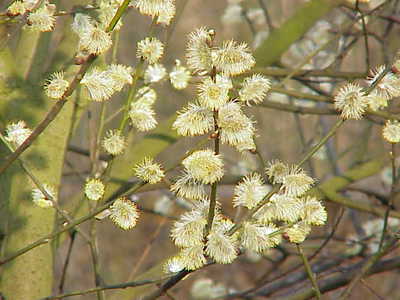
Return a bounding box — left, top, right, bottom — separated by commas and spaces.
58, 230, 77, 293
41, 277, 170, 300
296, 244, 321, 299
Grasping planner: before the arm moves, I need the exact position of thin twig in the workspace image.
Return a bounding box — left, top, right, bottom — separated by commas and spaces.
128, 218, 168, 280
41, 277, 170, 300
257, 0, 274, 30
296, 244, 321, 299
58, 230, 77, 293
204, 109, 221, 237
339, 238, 398, 299
356, 0, 371, 70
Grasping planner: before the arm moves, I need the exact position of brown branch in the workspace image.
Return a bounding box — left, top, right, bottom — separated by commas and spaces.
260, 101, 337, 115
274, 253, 400, 300
0, 54, 96, 175
141, 270, 192, 300
41, 277, 169, 300
249, 68, 367, 79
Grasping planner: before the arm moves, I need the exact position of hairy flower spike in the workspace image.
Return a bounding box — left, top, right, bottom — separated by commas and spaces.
255, 194, 302, 223
173, 102, 214, 136
170, 171, 208, 200
366, 92, 389, 111
79, 27, 112, 55
240, 222, 281, 253
334, 83, 368, 120
4, 120, 32, 148
102, 130, 126, 155
157, 0, 175, 25
84, 178, 105, 201
285, 222, 311, 243
135, 87, 157, 105
137, 37, 164, 64
366, 65, 400, 100
171, 210, 206, 247
265, 160, 289, 184
218, 102, 255, 147
186, 27, 214, 73
129, 102, 157, 132
180, 245, 206, 270
282, 166, 314, 197
32, 184, 57, 208
206, 231, 238, 264
134, 0, 175, 20
71, 13, 94, 35
109, 197, 139, 230
299, 196, 327, 225
164, 256, 185, 273
383, 120, 400, 143
182, 149, 224, 184
239, 74, 271, 105
144, 63, 167, 83
234, 135, 256, 153
198, 75, 232, 110
212, 40, 255, 76
7, 1, 28, 16
106, 64, 133, 92
44, 71, 69, 99
233, 173, 270, 209
81, 67, 115, 101
27, 5, 56, 32
133, 157, 165, 184
170, 60, 191, 90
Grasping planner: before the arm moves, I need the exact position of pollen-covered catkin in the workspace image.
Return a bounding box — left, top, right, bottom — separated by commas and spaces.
182, 149, 224, 184
133, 157, 165, 184
109, 197, 139, 230
334, 83, 368, 120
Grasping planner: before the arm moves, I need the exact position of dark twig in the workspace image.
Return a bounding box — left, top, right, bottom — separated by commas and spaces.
257, 0, 274, 30
141, 270, 191, 300
274, 253, 400, 300
296, 244, 321, 299
41, 277, 170, 300
58, 230, 77, 293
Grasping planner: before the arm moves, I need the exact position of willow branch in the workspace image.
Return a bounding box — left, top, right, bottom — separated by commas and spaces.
0, 0, 132, 176
41, 277, 170, 300
249, 68, 367, 79
296, 244, 321, 299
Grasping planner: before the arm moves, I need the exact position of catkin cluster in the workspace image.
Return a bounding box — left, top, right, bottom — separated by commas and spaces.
165, 160, 327, 272
3, 1, 328, 270
4, 0, 183, 230
164, 27, 327, 273
333, 61, 400, 143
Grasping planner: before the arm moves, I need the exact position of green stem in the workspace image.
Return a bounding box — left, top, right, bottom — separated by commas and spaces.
204, 110, 220, 238
298, 119, 345, 167
41, 277, 169, 300
105, 0, 130, 32
296, 244, 321, 300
